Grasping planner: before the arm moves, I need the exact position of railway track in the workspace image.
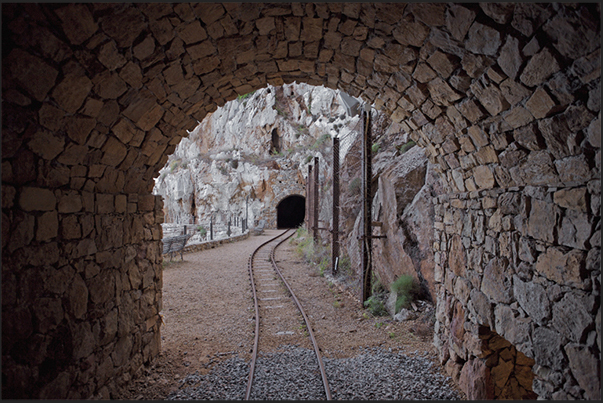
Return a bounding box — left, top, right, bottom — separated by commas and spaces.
245, 229, 332, 400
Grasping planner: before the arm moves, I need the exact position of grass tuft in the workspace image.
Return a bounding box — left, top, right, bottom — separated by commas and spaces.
391, 275, 419, 314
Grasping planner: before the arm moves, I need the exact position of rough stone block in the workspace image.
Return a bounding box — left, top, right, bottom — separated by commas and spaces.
65, 116, 96, 146
52, 74, 93, 114
473, 165, 496, 189
572, 48, 601, 84
494, 304, 531, 350
115, 194, 127, 214
499, 79, 530, 107
100, 7, 146, 48
509, 150, 559, 186
428, 77, 463, 106
511, 3, 552, 38
445, 5, 475, 42
481, 257, 513, 304
470, 81, 510, 117
543, 11, 599, 60
96, 193, 114, 214
465, 22, 501, 56
58, 191, 83, 213
421, 99, 443, 120
466, 125, 489, 148
553, 187, 588, 212
7, 49, 59, 102
19, 187, 57, 211
497, 35, 522, 80
474, 145, 498, 165
98, 40, 127, 71
564, 343, 601, 400
406, 83, 429, 108
55, 4, 99, 45
533, 326, 565, 371
409, 2, 445, 27
459, 358, 494, 400
300, 17, 323, 42
537, 114, 573, 159
427, 50, 460, 79
393, 19, 429, 47
558, 209, 592, 249
513, 123, 544, 151
503, 106, 534, 129
100, 136, 128, 167
525, 87, 557, 119
138, 195, 156, 212
340, 37, 362, 58
413, 62, 438, 83
93, 71, 128, 100
27, 129, 65, 161
555, 154, 593, 185
480, 3, 514, 24
586, 114, 601, 148
519, 48, 560, 88
553, 291, 594, 343
536, 246, 586, 289
513, 275, 550, 326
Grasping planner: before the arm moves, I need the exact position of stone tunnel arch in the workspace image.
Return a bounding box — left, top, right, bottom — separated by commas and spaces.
276, 194, 306, 229
1, 2, 600, 400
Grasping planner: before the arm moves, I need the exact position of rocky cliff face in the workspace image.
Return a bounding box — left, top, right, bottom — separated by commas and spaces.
153, 83, 361, 236
154, 82, 444, 304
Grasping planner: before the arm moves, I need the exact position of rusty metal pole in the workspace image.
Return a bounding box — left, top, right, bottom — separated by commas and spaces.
306, 164, 312, 232
210, 214, 214, 240
313, 156, 319, 242
361, 106, 373, 304
332, 137, 340, 275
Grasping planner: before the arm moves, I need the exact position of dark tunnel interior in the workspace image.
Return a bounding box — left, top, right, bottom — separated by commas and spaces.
277, 195, 306, 229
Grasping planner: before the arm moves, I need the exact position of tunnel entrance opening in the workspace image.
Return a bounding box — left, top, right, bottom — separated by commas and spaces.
276, 195, 306, 229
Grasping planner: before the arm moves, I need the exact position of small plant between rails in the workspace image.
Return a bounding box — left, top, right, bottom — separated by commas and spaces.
245, 229, 332, 400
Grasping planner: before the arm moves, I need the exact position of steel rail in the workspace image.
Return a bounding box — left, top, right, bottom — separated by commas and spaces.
269, 231, 332, 400
245, 229, 289, 400
245, 229, 332, 400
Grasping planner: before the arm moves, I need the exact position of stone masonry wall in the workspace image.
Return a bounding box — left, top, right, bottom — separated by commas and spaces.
2, 2, 600, 399
2, 189, 164, 399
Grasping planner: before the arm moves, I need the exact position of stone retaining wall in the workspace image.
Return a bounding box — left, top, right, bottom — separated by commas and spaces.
179, 231, 250, 255
433, 185, 600, 399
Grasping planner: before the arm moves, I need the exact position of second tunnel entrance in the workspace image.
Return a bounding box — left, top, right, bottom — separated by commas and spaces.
276, 195, 306, 229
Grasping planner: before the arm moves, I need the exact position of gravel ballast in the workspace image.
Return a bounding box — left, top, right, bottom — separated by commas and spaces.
167, 344, 461, 400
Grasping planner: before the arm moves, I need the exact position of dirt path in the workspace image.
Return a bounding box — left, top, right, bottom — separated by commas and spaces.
116, 230, 459, 400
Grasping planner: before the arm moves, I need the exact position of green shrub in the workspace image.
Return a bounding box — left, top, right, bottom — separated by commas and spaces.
237, 91, 255, 101
399, 140, 416, 154
196, 226, 207, 237
291, 227, 332, 276
391, 275, 419, 313
363, 295, 388, 316
371, 273, 386, 295
318, 255, 330, 276
371, 143, 381, 153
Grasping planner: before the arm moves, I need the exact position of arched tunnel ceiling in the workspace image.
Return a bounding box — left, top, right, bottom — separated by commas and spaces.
3, 2, 599, 197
